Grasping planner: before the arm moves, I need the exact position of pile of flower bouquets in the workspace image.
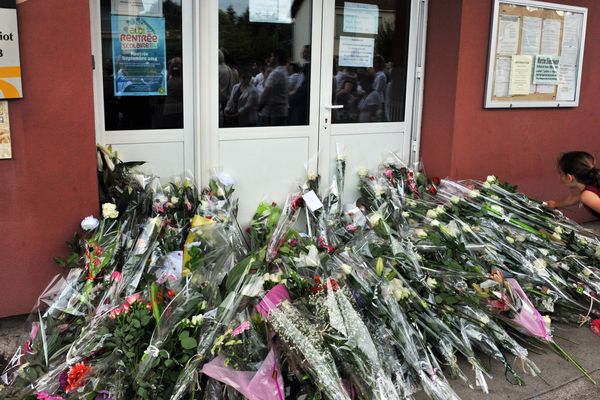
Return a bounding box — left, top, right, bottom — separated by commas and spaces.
3, 150, 600, 400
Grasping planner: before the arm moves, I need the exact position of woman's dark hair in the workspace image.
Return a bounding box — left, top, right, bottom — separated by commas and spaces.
558, 151, 600, 187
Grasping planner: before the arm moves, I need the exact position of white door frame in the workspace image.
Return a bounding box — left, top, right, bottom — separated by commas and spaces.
89, 0, 196, 175
89, 1, 428, 189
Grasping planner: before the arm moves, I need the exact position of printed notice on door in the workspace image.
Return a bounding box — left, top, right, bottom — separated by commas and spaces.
0, 101, 12, 159
111, 0, 163, 17
249, 0, 292, 24
112, 15, 167, 96
338, 36, 374, 68
343, 2, 379, 34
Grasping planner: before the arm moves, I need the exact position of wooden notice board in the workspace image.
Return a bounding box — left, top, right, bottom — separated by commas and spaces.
484, 0, 587, 108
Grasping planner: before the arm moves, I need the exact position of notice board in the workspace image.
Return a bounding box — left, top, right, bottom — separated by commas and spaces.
484, 0, 587, 108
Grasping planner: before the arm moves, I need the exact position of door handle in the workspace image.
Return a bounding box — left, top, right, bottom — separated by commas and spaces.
324, 104, 344, 109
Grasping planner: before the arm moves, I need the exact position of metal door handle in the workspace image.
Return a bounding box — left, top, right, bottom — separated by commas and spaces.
324, 104, 344, 109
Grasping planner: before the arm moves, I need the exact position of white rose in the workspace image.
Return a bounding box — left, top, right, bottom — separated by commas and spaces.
415, 228, 428, 239
533, 258, 547, 271
102, 203, 119, 219
426, 277, 438, 289
450, 196, 461, 204
462, 224, 473, 233
170, 196, 179, 205
480, 315, 490, 325
551, 232, 562, 241
430, 219, 440, 227
369, 212, 383, 226
506, 236, 515, 244
358, 168, 369, 177
402, 211, 410, 218
341, 263, 353, 275
407, 200, 417, 208
490, 204, 504, 215
482, 181, 491, 189
191, 314, 203, 326
542, 315, 552, 332
486, 175, 497, 183
426, 209, 438, 219
435, 205, 445, 214
515, 235, 526, 242
307, 171, 318, 181
81, 216, 99, 231
468, 190, 480, 198
491, 195, 501, 201
540, 249, 549, 256
440, 222, 459, 238
554, 226, 564, 235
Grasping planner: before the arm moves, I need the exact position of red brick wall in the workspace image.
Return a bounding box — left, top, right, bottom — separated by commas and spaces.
0, 0, 98, 317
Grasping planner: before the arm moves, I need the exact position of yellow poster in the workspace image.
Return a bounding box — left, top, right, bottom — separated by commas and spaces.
509, 55, 533, 96
0, 101, 11, 159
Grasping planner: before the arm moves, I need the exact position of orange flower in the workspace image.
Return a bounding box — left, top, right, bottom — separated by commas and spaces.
65, 362, 92, 393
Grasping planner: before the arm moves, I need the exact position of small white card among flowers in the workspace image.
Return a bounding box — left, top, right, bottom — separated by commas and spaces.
302, 190, 323, 212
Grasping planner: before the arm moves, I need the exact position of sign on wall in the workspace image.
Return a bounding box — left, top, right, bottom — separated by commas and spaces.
0, 0, 23, 99
484, 0, 587, 108
0, 101, 12, 159
111, 15, 167, 96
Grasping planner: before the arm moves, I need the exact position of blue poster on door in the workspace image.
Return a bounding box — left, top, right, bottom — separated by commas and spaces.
112, 15, 167, 96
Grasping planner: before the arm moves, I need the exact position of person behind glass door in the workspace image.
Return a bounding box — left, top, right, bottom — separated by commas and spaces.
219, 49, 236, 127
546, 151, 600, 218
372, 55, 387, 118
334, 67, 359, 123
357, 72, 383, 123
224, 71, 259, 127
259, 49, 289, 126
289, 63, 310, 125
162, 57, 183, 128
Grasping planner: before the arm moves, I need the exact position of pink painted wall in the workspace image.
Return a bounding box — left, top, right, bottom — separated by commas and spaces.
421, 0, 600, 221
0, 0, 98, 317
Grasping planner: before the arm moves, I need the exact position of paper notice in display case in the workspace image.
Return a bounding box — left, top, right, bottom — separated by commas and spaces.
509, 55, 532, 96
0, 101, 11, 159
250, 0, 292, 24
0, 0, 23, 99
540, 18, 561, 56
111, 0, 163, 17
497, 15, 520, 55
493, 57, 511, 97
338, 36, 374, 68
533, 55, 560, 85
343, 2, 379, 34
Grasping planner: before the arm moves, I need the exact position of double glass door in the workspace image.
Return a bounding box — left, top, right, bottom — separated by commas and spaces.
214, 0, 423, 222
91, 1, 426, 224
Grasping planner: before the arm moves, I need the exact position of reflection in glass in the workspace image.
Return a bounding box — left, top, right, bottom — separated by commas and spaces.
101, 0, 183, 131
219, 0, 312, 128
332, 0, 410, 124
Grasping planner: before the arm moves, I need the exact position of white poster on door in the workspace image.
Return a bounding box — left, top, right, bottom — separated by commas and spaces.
249, 0, 292, 24
343, 2, 379, 34
338, 36, 374, 68
111, 0, 162, 17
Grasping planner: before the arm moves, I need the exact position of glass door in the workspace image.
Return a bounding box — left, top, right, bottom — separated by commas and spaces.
318, 0, 418, 200
203, 0, 422, 223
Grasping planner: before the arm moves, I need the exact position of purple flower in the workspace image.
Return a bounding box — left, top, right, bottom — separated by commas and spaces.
95, 390, 113, 400
58, 369, 68, 391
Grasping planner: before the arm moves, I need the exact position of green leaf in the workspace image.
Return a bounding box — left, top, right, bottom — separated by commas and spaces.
131, 319, 141, 329
180, 337, 197, 350
178, 330, 189, 340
